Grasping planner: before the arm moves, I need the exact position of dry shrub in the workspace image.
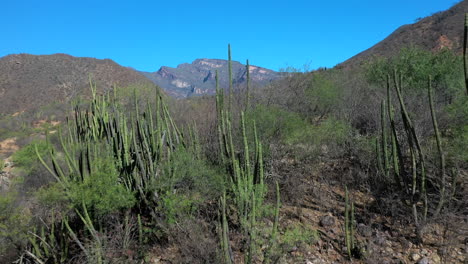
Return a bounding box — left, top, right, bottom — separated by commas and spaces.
167, 218, 219, 264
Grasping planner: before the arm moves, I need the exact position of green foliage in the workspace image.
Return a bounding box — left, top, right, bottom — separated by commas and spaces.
12, 140, 50, 173
158, 147, 224, 200
305, 73, 342, 116
245, 105, 354, 160
36, 181, 70, 211
245, 105, 310, 144
366, 47, 463, 96
0, 189, 32, 254
37, 156, 135, 217
446, 96, 468, 164
281, 223, 319, 248
68, 157, 136, 217
160, 192, 197, 225
157, 147, 224, 224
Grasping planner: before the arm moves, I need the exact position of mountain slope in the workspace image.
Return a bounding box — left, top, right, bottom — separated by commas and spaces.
140, 59, 281, 98
340, 0, 468, 67
0, 53, 154, 115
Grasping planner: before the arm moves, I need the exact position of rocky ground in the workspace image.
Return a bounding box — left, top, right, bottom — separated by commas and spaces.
146, 173, 467, 264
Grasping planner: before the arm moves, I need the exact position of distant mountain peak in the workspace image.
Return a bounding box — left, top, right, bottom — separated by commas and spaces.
141, 58, 281, 98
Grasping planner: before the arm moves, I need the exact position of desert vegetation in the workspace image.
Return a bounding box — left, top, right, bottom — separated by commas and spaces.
1, 13, 468, 264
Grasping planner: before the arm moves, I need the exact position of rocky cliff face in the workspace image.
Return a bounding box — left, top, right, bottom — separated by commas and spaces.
140, 58, 281, 98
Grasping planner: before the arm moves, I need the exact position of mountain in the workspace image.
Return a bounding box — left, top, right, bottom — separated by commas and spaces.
140, 59, 281, 98
0, 53, 154, 115
340, 0, 468, 67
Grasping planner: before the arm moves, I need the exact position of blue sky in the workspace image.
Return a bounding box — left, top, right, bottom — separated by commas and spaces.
1, 0, 459, 72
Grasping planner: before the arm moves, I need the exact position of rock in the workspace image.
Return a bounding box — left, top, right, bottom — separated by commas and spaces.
375, 235, 387, 246
401, 239, 413, 250
385, 247, 393, 254
384, 240, 392, 247
431, 253, 441, 264
421, 248, 429, 255
289, 246, 298, 253
307, 258, 326, 264
411, 253, 421, 261
357, 223, 373, 237
319, 215, 335, 227
417, 257, 430, 264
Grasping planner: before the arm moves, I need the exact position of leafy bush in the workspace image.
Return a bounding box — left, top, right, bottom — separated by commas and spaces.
157, 147, 225, 224
281, 223, 319, 248
38, 156, 135, 217
304, 73, 343, 119
366, 47, 463, 97
245, 105, 355, 160
245, 105, 310, 145
446, 96, 468, 166
12, 140, 50, 173
160, 193, 198, 225
0, 189, 32, 257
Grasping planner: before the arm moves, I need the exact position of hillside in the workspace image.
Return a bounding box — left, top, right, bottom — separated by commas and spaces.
0, 53, 155, 115
140, 58, 281, 98
340, 0, 468, 67
0, 2, 467, 263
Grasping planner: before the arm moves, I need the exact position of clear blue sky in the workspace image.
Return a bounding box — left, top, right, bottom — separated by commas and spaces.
1, 0, 459, 72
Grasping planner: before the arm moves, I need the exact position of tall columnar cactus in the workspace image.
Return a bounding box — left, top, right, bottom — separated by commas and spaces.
37, 83, 190, 220
264, 181, 280, 264
386, 75, 404, 190
344, 186, 355, 259
228, 44, 233, 115
380, 99, 390, 179
464, 13, 468, 95
377, 70, 455, 240
392, 69, 427, 223
245, 59, 251, 111
215, 45, 276, 263
428, 77, 446, 217
220, 191, 233, 264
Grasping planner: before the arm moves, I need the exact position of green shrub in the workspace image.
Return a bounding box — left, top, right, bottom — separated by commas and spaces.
158, 147, 224, 200
0, 189, 32, 255
366, 47, 463, 97
37, 156, 135, 217
12, 140, 50, 174
281, 223, 319, 248
245, 105, 310, 145
245, 105, 355, 160
160, 192, 198, 225
36, 181, 70, 212
157, 147, 225, 224
305, 73, 343, 117
446, 96, 468, 165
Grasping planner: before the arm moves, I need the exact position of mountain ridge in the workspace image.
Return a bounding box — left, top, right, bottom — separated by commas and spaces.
339, 0, 468, 68
140, 58, 281, 98
0, 53, 154, 115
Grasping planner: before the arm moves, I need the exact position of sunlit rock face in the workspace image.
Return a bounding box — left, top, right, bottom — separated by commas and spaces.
140, 58, 282, 98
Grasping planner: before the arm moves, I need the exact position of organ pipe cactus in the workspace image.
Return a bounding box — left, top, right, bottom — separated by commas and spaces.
428, 76, 446, 217
215, 45, 277, 264
464, 13, 468, 95
245, 59, 251, 111
344, 186, 355, 259
377, 70, 455, 241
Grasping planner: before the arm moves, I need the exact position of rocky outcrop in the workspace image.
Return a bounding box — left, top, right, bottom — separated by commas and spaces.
140, 58, 281, 98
